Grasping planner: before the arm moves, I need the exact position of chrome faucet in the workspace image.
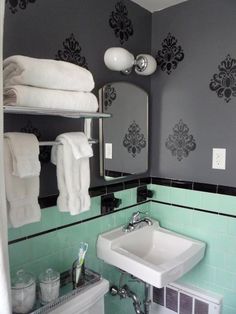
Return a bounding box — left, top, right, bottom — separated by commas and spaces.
123, 211, 153, 232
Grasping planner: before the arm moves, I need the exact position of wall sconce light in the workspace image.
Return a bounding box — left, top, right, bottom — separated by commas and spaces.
104, 47, 157, 76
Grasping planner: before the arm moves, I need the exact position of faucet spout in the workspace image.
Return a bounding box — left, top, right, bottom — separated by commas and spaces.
123, 211, 153, 232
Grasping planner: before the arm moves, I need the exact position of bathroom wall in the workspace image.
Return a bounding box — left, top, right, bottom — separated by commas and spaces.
3, 0, 152, 196
8, 183, 150, 314
150, 181, 236, 314
151, 0, 236, 187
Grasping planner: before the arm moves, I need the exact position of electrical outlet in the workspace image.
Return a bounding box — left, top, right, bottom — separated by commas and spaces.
212, 148, 226, 170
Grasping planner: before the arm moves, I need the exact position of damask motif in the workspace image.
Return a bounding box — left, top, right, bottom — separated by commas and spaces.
21, 120, 41, 139
20, 120, 51, 163
123, 121, 146, 158
6, 0, 36, 14
104, 85, 116, 110
109, 1, 134, 45
165, 120, 196, 161
156, 33, 184, 75
55, 33, 88, 69
209, 54, 236, 103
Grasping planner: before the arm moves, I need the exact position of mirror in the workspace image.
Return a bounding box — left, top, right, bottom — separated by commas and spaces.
99, 82, 148, 181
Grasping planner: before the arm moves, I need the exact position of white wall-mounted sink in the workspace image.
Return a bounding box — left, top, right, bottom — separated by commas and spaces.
97, 220, 205, 288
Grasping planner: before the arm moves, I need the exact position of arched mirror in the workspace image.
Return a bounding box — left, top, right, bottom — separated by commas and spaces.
99, 82, 148, 181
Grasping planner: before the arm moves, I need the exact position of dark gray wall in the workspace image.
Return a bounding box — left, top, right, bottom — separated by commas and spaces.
3, 0, 151, 196
151, 0, 236, 186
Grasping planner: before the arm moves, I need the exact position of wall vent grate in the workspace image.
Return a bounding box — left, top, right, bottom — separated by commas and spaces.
151, 282, 222, 314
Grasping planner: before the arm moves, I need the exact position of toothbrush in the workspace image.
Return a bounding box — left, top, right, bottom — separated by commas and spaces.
75, 242, 88, 285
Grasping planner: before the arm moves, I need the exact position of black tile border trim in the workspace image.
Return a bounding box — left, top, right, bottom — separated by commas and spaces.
39, 176, 236, 209
8, 201, 149, 245
151, 177, 236, 197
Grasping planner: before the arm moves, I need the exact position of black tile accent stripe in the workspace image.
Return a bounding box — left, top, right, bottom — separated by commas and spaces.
151, 176, 236, 197
218, 185, 236, 196
8, 201, 149, 245
193, 182, 217, 193
172, 180, 193, 190
124, 179, 140, 189
39, 176, 236, 210
151, 177, 171, 186
107, 182, 124, 193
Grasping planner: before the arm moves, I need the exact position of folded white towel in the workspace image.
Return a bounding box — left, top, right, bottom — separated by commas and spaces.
4, 85, 99, 112
4, 132, 40, 178
3, 55, 95, 92
51, 133, 93, 215
4, 139, 41, 228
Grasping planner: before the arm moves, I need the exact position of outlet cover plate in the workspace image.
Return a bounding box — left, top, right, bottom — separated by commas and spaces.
212, 148, 226, 170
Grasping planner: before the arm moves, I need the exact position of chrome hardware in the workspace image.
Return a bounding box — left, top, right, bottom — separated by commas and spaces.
123, 211, 153, 233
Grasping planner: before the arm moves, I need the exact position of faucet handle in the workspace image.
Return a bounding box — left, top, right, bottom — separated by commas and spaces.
130, 211, 148, 223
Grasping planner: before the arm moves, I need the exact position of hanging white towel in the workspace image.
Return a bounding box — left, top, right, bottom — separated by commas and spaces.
51, 132, 93, 215
4, 132, 40, 178
3, 55, 95, 92
4, 139, 41, 228
4, 85, 98, 112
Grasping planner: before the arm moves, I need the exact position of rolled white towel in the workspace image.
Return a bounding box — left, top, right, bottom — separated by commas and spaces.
3, 55, 95, 92
4, 85, 98, 112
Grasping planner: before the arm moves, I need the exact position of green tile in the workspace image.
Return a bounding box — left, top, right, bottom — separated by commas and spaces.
151, 184, 171, 203
192, 210, 228, 234
114, 188, 136, 209
203, 249, 225, 268
214, 269, 234, 290
9, 241, 33, 268
218, 194, 236, 216
184, 190, 201, 208
224, 253, 236, 273
170, 187, 186, 206
200, 192, 219, 212
227, 218, 236, 236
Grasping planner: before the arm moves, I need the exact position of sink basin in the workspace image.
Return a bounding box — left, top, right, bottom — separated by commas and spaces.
97, 220, 205, 287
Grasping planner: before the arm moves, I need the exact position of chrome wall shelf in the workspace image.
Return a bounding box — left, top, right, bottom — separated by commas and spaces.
3, 105, 111, 119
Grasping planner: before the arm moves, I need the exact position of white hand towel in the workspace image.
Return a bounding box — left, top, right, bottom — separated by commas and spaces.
4, 85, 98, 112
51, 133, 93, 215
4, 139, 41, 228
3, 55, 95, 92
4, 132, 40, 178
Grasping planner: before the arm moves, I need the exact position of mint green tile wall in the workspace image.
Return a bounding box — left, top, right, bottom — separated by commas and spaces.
8, 187, 149, 314
149, 184, 236, 314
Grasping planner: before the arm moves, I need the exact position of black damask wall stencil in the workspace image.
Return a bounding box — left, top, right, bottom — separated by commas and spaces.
6, 0, 36, 14
109, 1, 134, 45
55, 33, 88, 69
104, 84, 116, 110
123, 121, 146, 158
21, 120, 51, 163
165, 120, 196, 161
156, 33, 184, 75
209, 54, 236, 103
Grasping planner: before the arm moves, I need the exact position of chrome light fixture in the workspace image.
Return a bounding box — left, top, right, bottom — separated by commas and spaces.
104, 47, 157, 76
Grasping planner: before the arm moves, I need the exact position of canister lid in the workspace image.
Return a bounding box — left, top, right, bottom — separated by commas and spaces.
39, 268, 60, 283
11, 269, 35, 289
